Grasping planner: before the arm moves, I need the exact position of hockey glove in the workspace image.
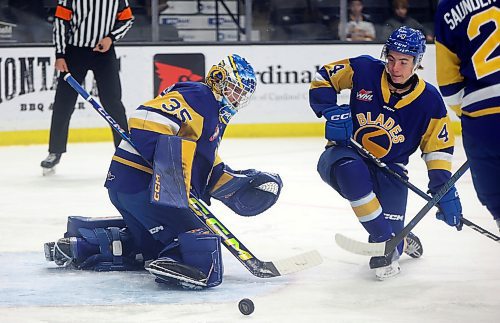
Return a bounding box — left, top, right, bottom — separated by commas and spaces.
323, 104, 353, 146
435, 186, 463, 230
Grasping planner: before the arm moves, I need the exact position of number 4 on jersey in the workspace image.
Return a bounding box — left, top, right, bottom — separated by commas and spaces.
438, 124, 449, 143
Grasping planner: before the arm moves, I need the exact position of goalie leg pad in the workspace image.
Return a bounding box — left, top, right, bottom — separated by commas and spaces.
64, 215, 126, 237
50, 216, 143, 271
211, 170, 283, 216
178, 229, 223, 287
155, 228, 224, 288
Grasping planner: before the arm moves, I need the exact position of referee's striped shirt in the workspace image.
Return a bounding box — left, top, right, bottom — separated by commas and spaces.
54, 0, 134, 58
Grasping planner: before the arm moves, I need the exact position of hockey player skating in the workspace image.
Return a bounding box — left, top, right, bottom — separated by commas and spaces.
45, 54, 283, 289
435, 0, 500, 232
309, 26, 463, 280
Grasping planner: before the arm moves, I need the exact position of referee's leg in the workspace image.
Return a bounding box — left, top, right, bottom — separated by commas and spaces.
49, 47, 89, 153
93, 46, 129, 148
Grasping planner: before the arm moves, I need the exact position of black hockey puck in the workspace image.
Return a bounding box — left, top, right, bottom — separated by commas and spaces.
238, 298, 254, 315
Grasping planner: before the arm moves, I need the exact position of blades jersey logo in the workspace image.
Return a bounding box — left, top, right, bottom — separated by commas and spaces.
354, 112, 405, 158
153, 54, 205, 97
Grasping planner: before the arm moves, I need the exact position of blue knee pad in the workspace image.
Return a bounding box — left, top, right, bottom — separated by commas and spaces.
160, 228, 224, 287
64, 216, 143, 271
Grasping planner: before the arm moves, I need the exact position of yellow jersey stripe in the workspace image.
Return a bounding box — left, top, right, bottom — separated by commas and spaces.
435, 40, 464, 87
112, 156, 153, 174
181, 139, 196, 199
425, 159, 452, 171
461, 106, 500, 117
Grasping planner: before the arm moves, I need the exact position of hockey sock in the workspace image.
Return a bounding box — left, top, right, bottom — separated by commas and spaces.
334, 159, 394, 242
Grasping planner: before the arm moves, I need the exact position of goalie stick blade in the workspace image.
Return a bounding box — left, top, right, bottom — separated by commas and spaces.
335, 233, 387, 257
270, 250, 323, 276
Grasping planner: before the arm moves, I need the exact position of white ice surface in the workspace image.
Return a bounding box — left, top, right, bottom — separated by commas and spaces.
0, 137, 499, 323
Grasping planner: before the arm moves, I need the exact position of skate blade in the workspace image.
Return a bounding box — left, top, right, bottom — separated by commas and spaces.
147, 267, 207, 288
375, 262, 401, 280
42, 167, 56, 176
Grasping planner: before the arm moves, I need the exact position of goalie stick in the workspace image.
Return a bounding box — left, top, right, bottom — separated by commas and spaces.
64, 73, 323, 277
334, 140, 470, 256
349, 139, 500, 243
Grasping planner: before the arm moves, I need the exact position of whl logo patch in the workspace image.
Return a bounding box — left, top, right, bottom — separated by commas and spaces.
356, 89, 373, 102
153, 53, 205, 97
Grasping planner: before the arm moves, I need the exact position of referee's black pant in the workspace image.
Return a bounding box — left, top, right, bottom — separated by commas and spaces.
48, 45, 129, 153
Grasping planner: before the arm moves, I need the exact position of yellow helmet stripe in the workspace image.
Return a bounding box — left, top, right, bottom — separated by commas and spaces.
228, 55, 243, 87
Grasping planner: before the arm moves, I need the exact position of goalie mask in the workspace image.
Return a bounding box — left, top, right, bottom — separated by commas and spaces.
382, 26, 426, 73
206, 54, 257, 121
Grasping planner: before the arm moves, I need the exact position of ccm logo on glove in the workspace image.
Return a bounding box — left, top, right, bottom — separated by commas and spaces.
328, 112, 351, 121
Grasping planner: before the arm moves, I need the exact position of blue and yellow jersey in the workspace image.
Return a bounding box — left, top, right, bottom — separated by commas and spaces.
310, 55, 455, 192
435, 0, 500, 117
105, 82, 227, 198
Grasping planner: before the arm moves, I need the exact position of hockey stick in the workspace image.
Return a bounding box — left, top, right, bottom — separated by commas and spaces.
64, 73, 323, 278
334, 140, 470, 256
349, 139, 500, 243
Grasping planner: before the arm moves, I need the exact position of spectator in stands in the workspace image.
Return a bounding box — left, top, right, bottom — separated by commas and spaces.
343, 0, 375, 41
381, 0, 433, 42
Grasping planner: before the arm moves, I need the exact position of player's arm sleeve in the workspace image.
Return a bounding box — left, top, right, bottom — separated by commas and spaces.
309, 58, 354, 117
53, 0, 74, 59
419, 109, 455, 193
434, 15, 465, 116
109, 0, 134, 41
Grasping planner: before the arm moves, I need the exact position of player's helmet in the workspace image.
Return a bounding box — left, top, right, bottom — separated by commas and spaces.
206, 54, 257, 112
383, 26, 426, 71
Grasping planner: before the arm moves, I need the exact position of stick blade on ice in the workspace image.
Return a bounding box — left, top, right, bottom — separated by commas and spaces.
335, 233, 386, 256
272, 250, 323, 275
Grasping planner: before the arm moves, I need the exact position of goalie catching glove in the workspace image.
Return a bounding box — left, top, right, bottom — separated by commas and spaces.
208, 169, 283, 216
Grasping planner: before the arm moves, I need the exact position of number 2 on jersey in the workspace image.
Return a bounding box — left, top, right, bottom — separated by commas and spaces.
467, 7, 500, 79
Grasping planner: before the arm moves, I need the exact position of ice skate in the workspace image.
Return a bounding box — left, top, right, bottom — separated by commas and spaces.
146, 257, 207, 289
404, 232, 423, 258
41, 153, 61, 176
44, 237, 75, 267
369, 249, 401, 280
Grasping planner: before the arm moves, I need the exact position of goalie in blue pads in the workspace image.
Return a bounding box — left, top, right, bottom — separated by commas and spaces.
45, 54, 282, 289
